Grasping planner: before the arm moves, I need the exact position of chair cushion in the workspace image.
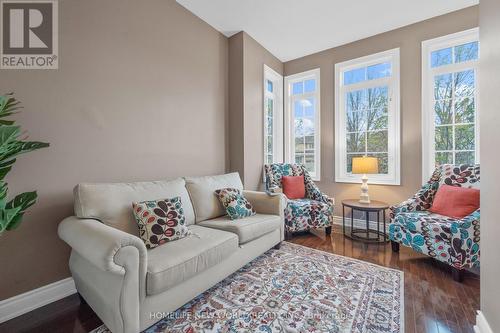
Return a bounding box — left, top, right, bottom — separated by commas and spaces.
185, 173, 243, 222
288, 198, 331, 211
429, 185, 480, 219
285, 198, 333, 232
146, 225, 238, 295
282, 176, 305, 199
390, 211, 457, 250
198, 214, 281, 244
74, 178, 196, 236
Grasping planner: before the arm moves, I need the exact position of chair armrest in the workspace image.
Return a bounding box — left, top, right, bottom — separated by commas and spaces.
58, 216, 147, 275
266, 185, 282, 194
390, 180, 440, 220
305, 182, 334, 206
390, 197, 422, 217
449, 209, 480, 268
243, 190, 285, 217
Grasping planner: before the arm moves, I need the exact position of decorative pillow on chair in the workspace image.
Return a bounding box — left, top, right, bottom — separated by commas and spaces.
214, 188, 256, 220
132, 196, 190, 249
429, 184, 480, 219
282, 175, 305, 199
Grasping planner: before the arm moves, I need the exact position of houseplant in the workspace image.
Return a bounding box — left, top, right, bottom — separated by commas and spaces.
0, 93, 49, 234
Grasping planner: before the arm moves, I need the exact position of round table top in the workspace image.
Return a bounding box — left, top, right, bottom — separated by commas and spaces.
342, 199, 389, 210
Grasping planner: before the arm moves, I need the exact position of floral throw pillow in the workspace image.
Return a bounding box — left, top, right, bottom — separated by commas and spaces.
215, 188, 256, 220
132, 196, 189, 249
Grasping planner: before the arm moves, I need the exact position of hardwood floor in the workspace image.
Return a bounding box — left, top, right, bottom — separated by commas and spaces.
0, 226, 479, 333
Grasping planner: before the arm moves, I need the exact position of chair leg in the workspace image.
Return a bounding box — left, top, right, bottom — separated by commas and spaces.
325, 226, 332, 235
451, 267, 464, 282
285, 230, 293, 240
273, 242, 281, 250
391, 241, 400, 252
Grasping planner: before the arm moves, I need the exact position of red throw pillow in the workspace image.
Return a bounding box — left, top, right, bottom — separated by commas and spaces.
429, 185, 480, 219
282, 176, 305, 199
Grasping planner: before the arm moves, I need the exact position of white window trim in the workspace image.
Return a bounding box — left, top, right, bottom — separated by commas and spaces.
284, 68, 321, 181
421, 28, 480, 183
263, 65, 284, 166
334, 48, 401, 185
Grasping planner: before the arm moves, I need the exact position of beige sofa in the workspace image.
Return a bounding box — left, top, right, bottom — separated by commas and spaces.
58, 173, 284, 333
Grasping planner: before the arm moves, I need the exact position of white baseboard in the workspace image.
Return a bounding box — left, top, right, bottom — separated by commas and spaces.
0, 277, 76, 323
332, 215, 389, 233
474, 311, 494, 333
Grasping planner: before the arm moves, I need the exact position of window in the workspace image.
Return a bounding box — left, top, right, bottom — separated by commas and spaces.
263, 65, 283, 165
422, 29, 479, 182
284, 69, 321, 180
335, 48, 400, 185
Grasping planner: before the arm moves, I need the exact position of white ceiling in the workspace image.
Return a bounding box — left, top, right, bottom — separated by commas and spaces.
176, 0, 478, 62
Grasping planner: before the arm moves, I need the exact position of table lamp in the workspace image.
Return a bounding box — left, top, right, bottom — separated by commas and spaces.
352, 156, 378, 204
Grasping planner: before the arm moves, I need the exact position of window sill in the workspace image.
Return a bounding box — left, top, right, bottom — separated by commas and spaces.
335, 176, 400, 186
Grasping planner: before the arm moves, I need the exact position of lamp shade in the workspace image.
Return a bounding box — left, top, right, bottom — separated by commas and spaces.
352, 156, 378, 174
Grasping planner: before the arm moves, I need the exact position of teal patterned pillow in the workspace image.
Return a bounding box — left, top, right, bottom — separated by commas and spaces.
215, 188, 256, 220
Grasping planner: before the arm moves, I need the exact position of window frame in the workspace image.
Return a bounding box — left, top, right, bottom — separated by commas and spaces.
334, 48, 401, 185
421, 28, 480, 183
284, 68, 321, 181
263, 65, 284, 166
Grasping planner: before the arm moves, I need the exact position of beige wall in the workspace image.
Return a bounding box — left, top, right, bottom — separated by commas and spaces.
228, 33, 245, 183
228, 32, 283, 190
479, 0, 500, 330
284, 7, 478, 215
0, 0, 228, 300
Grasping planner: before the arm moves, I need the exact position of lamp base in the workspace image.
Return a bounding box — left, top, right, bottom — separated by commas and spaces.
359, 174, 371, 204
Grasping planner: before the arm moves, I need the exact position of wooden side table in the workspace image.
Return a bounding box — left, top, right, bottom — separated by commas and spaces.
342, 199, 390, 243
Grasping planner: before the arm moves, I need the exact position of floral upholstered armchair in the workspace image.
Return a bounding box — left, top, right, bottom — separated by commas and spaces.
389, 164, 480, 282
264, 163, 334, 239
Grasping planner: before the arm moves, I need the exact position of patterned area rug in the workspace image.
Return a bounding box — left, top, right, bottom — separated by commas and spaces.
91, 242, 403, 333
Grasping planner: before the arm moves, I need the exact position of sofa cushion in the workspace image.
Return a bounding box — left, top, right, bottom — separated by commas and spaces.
146, 225, 238, 295
74, 178, 195, 236
198, 213, 281, 244
184, 173, 243, 222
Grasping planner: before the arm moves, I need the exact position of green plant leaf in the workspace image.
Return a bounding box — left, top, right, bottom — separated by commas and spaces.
5, 212, 25, 231
0, 94, 49, 233
4, 191, 38, 230
0, 140, 50, 166
0, 94, 21, 119
0, 182, 8, 206
0, 125, 20, 146
0, 159, 15, 180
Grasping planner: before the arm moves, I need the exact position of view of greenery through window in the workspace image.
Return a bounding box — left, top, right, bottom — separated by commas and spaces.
343, 62, 391, 174
432, 41, 478, 166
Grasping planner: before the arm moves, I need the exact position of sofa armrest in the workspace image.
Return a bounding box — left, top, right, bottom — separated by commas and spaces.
58, 217, 147, 275
244, 190, 285, 242
59, 217, 147, 333
243, 190, 285, 217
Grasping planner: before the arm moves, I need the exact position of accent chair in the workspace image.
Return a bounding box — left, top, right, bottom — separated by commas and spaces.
389, 164, 480, 282
264, 163, 334, 239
